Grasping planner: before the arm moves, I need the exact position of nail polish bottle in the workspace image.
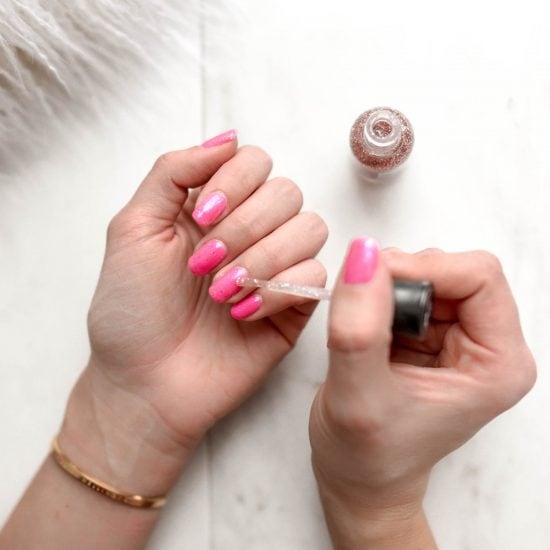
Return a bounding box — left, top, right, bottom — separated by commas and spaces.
349, 107, 414, 181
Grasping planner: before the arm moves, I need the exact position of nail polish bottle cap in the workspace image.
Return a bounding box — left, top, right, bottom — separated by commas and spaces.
363, 109, 402, 157
392, 280, 433, 339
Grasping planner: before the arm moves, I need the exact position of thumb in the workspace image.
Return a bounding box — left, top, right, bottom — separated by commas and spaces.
127, 130, 238, 229
326, 237, 394, 403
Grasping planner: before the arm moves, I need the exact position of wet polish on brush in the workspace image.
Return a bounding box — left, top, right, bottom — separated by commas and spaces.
192, 191, 227, 226
209, 266, 248, 303
349, 107, 414, 179
188, 239, 227, 276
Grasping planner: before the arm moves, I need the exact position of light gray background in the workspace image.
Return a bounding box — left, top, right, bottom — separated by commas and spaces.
1, 1, 549, 548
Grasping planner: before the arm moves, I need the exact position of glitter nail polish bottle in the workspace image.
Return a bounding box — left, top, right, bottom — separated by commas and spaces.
349, 107, 414, 181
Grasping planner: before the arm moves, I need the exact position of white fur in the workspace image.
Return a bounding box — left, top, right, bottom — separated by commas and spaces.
0, 0, 205, 169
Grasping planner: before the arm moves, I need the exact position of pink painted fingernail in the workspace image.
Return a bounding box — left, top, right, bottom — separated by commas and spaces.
343, 237, 379, 284
231, 293, 262, 320
209, 266, 248, 303
192, 192, 227, 226
202, 129, 237, 148
188, 239, 227, 276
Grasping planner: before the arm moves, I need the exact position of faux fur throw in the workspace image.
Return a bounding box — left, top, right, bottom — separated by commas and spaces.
0, 0, 207, 170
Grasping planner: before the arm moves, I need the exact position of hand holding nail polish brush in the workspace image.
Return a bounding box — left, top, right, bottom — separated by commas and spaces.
309, 237, 535, 549
237, 276, 433, 340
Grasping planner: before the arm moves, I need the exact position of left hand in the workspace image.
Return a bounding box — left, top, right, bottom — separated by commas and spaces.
60, 136, 328, 495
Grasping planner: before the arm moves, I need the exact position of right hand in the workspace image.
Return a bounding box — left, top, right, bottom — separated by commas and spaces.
309, 240, 536, 547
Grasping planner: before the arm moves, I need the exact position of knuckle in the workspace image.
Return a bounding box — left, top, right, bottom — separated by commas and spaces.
153, 150, 178, 172
324, 399, 384, 439
381, 247, 406, 264
524, 356, 538, 392
474, 250, 503, 277
301, 211, 329, 243
514, 351, 538, 397
487, 351, 537, 413
106, 211, 127, 239
230, 209, 256, 241
254, 240, 281, 272
238, 224, 257, 246
298, 259, 328, 288
106, 207, 149, 242
416, 247, 444, 256
327, 327, 355, 351
228, 208, 252, 234
344, 415, 383, 440
273, 177, 303, 208
239, 145, 273, 171
382, 246, 403, 255
328, 323, 390, 352
310, 260, 328, 286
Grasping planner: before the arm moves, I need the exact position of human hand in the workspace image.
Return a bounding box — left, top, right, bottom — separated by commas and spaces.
60, 132, 328, 496
309, 239, 536, 548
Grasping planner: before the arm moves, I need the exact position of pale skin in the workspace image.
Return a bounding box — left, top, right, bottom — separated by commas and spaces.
310, 244, 537, 549
0, 135, 536, 548
0, 136, 329, 549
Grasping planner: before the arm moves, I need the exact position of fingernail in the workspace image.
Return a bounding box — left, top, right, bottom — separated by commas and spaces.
202, 129, 237, 148
343, 237, 379, 284
192, 192, 227, 226
209, 266, 248, 303
230, 293, 262, 320
188, 239, 227, 276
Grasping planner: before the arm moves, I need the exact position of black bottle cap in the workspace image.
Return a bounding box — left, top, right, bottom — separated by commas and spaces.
392, 279, 433, 340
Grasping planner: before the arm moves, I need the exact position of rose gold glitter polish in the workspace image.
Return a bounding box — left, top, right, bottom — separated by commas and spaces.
350, 107, 414, 180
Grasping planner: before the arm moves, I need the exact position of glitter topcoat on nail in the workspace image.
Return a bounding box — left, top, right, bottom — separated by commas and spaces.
192, 191, 227, 226
188, 239, 227, 276
209, 266, 248, 303
349, 107, 414, 181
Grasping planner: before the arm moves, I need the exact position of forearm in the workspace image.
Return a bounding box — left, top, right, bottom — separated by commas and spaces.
0, 454, 161, 550
1, 362, 193, 550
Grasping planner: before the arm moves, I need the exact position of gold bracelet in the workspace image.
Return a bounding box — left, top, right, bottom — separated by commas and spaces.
51, 436, 167, 509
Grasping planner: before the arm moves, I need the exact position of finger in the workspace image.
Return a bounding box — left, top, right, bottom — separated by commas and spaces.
390, 348, 437, 367
126, 131, 238, 229
391, 320, 453, 356
383, 248, 522, 351
383, 249, 457, 321
187, 177, 303, 276
207, 212, 329, 303
229, 259, 327, 321
430, 298, 458, 322
325, 237, 394, 402
185, 188, 202, 213
190, 145, 273, 227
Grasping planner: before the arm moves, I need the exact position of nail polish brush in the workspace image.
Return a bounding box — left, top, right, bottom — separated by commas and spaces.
237, 277, 433, 340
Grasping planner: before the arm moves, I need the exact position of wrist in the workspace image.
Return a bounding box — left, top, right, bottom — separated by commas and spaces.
58, 359, 195, 498
313, 462, 435, 549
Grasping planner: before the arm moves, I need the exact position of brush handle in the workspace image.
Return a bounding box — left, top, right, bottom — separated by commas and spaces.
237, 277, 433, 339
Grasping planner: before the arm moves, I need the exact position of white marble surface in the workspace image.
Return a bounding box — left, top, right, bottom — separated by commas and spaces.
2, 1, 550, 548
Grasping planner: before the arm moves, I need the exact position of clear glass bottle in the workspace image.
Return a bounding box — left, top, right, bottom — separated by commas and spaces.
349, 107, 414, 181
